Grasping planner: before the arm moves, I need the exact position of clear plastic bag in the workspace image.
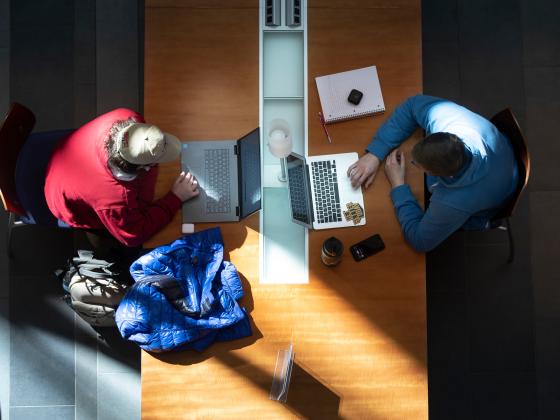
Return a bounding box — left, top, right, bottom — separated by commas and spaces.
269, 343, 294, 403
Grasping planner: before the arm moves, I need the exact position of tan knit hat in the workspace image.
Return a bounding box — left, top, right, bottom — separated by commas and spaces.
117, 123, 181, 165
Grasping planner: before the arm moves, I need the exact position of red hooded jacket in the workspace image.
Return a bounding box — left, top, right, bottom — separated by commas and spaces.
44, 108, 181, 246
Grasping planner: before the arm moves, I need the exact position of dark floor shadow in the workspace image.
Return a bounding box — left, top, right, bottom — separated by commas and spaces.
286, 360, 342, 419
156, 346, 343, 419
216, 352, 342, 419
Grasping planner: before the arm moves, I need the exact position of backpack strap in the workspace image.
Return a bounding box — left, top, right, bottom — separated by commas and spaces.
71, 249, 122, 280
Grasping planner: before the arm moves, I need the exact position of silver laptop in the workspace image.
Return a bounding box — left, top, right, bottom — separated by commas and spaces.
286, 152, 366, 230
181, 128, 261, 223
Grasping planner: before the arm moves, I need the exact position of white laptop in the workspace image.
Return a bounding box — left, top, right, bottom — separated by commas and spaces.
286, 152, 366, 230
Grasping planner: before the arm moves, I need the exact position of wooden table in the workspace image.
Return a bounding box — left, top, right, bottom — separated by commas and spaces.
143, 1, 426, 418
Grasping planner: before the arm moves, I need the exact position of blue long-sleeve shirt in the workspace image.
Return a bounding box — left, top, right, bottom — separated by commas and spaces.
367, 95, 518, 252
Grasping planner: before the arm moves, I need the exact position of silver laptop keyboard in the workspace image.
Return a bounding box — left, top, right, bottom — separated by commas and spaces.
204, 148, 231, 214
311, 160, 342, 224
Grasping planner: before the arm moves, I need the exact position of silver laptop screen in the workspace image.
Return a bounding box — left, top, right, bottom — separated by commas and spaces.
286, 153, 313, 228
238, 128, 261, 218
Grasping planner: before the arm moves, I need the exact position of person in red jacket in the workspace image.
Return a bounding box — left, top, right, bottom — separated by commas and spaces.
44, 108, 199, 247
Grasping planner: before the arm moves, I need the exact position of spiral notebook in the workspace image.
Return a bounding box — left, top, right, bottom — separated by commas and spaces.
315, 65, 385, 123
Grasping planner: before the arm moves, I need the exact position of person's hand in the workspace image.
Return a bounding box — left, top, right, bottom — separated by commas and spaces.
384, 149, 406, 188
347, 152, 381, 189
171, 171, 199, 202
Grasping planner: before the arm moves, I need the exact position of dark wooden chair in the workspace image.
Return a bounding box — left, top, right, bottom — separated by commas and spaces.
489, 108, 531, 263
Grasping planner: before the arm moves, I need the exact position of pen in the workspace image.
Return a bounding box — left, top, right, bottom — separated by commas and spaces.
318, 112, 332, 144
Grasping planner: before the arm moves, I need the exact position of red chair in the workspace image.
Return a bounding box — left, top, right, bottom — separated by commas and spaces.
0, 103, 35, 216
0, 103, 73, 256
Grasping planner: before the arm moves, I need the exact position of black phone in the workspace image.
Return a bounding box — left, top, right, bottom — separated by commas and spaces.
350, 234, 385, 262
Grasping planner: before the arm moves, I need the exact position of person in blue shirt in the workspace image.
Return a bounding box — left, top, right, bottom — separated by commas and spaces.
347, 95, 518, 252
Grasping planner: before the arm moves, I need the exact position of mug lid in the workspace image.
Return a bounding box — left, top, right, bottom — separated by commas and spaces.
323, 237, 343, 256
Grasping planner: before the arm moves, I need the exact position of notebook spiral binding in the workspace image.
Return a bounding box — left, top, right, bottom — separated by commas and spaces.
326, 107, 385, 123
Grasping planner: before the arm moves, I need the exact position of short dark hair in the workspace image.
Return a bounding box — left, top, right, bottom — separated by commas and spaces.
105, 117, 140, 175
411, 132, 465, 177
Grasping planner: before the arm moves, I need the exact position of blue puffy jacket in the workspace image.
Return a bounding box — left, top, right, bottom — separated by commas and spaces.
115, 227, 252, 352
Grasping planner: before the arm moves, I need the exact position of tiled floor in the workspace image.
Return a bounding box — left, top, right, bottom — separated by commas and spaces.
522, 5, 560, 413
1, 1, 559, 419
424, 0, 560, 419
0, 1, 142, 419
4, 223, 141, 420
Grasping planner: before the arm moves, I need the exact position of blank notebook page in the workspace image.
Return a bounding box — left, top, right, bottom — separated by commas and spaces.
315, 65, 385, 123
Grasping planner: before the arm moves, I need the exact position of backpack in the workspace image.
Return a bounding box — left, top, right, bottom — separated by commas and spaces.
56, 250, 130, 327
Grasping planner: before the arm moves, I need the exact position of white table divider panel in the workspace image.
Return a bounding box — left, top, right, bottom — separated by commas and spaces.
259, 0, 309, 284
